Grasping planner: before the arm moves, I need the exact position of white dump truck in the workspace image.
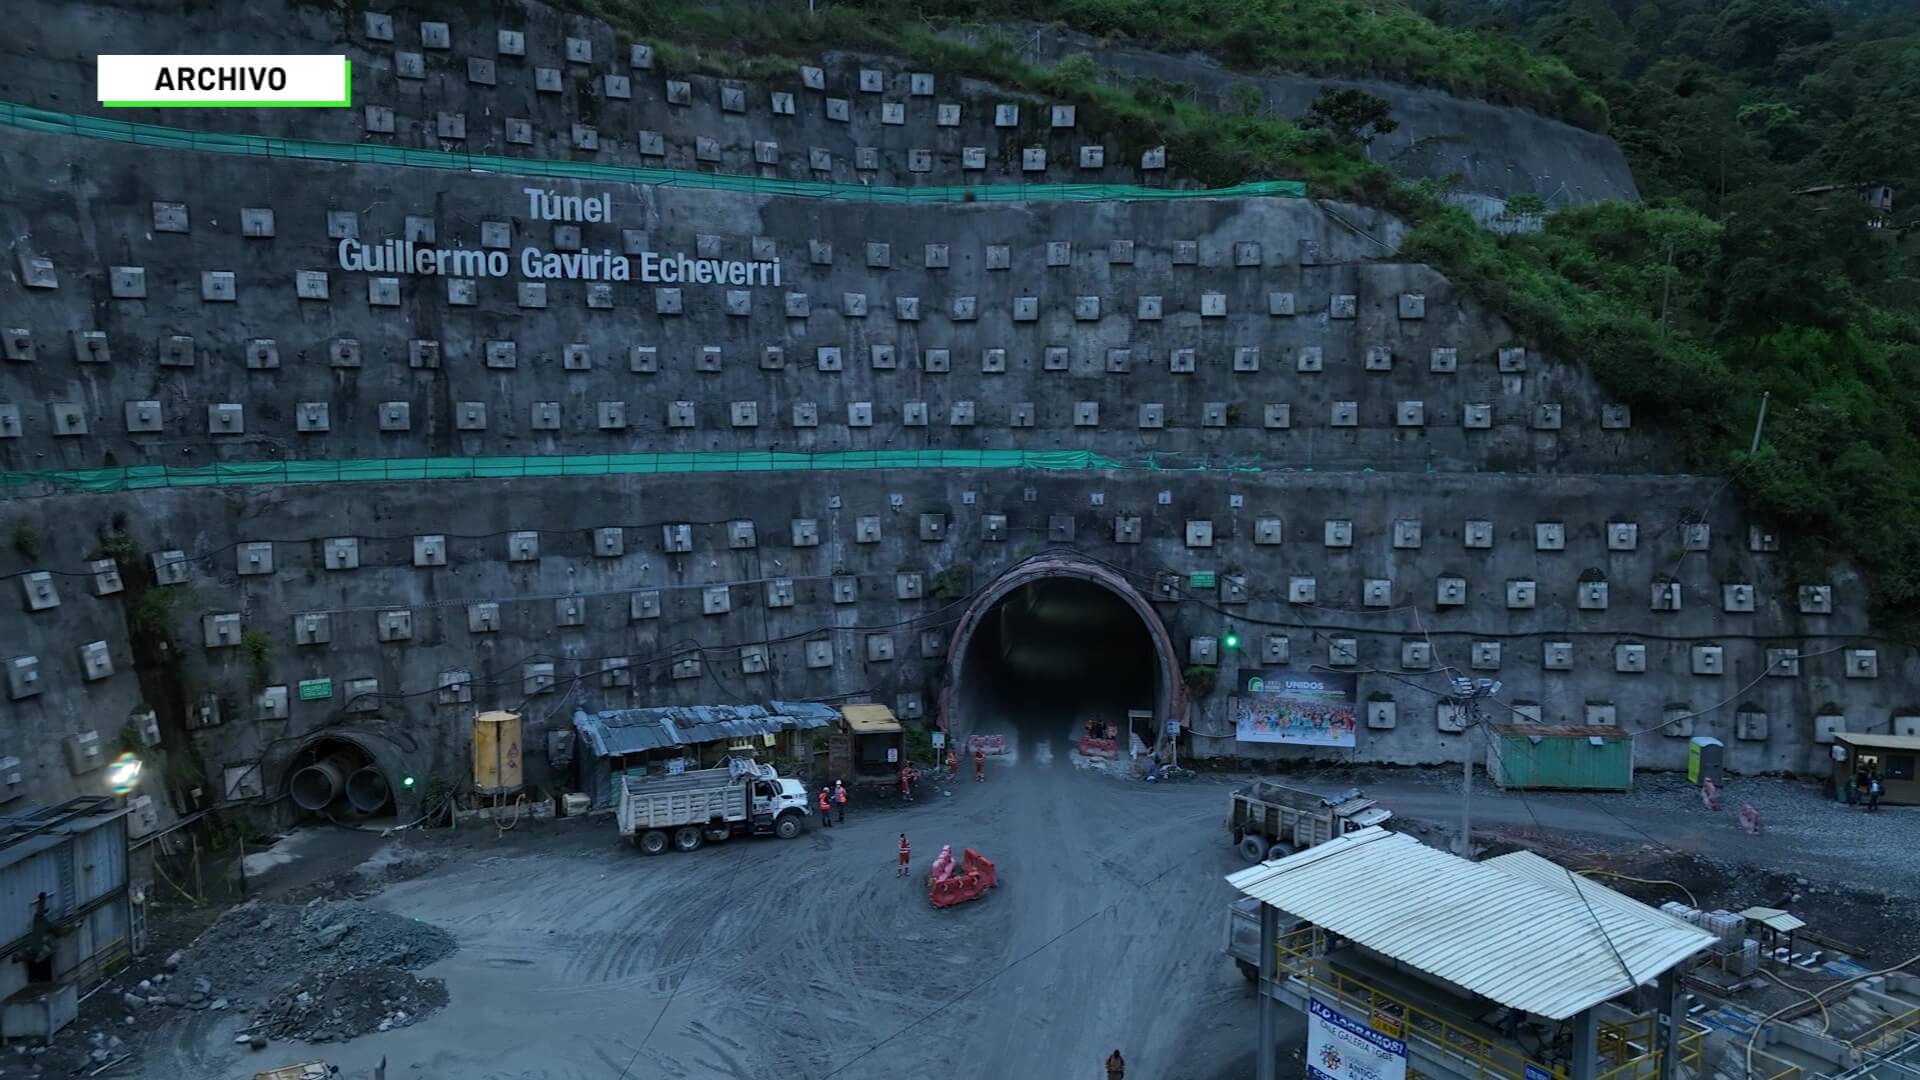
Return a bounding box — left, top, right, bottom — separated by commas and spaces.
618, 757, 812, 854
1228, 781, 1392, 862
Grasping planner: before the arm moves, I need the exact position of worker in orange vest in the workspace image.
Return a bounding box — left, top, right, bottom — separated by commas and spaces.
898, 762, 916, 803
974, 747, 985, 782
816, 787, 833, 828
833, 780, 848, 824
896, 833, 911, 878
945, 749, 958, 781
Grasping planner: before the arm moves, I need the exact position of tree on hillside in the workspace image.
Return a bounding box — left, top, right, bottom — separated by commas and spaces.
1708, 0, 1832, 70
1300, 88, 1399, 146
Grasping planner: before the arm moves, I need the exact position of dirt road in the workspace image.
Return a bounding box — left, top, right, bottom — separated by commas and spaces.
138, 733, 1267, 1079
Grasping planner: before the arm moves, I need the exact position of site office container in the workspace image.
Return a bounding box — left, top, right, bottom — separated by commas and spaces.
1485, 725, 1634, 792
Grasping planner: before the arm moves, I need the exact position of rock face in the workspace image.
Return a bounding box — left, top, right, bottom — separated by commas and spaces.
971, 23, 1642, 204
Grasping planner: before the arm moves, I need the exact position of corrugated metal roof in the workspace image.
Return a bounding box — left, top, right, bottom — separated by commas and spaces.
1224, 828, 1715, 1020
1836, 733, 1920, 752
574, 703, 836, 758
770, 701, 841, 726
1739, 906, 1808, 933
840, 704, 901, 733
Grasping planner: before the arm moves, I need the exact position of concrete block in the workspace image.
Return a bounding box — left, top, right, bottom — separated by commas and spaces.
45, 402, 86, 436
295, 401, 330, 433
125, 400, 163, 434
1651, 580, 1682, 611
766, 578, 796, 609
826, 97, 850, 122
659, 524, 689, 553
1138, 403, 1165, 429
151, 201, 189, 233
203, 612, 242, 649
328, 337, 362, 368
1533, 403, 1564, 430
1602, 404, 1632, 429
436, 112, 467, 141
896, 572, 926, 601
238, 542, 274, 576
446, 277, 477, 305
1535, 522, 1565, 551
1330, 294, 1357, 319
377, 610, 414, 642
5, 657, 42, 701
1723, 583, 1755, 613
1048, 515, 1076, 542
246, 338, 279, 369
1202, 402, 1228, 427
1074, 296, 1100, 320
505, 531, 538, 562
419, 20, 449, 48
982, 515, 1008, 542
90, 560, 123, 597
364, 106, 396, 133
670, 657, 702, 681
1365, 346, 1393, 371
1684, 523, 1711, 551
1108, 514, 1142, 544
1402, 641, 1433, 669
380, 401, 412, 432
1073, 402, 1099, 427
394, 53, 424, 81
1463, 403, 1493, 430
108, 265, 146, 299
1079, 145, 1105, 168
832, 577, 859, 604
1579, 580, 1609, 610
366, 277, 401, 306
1614, 643, 1647, 673
630, 592, 661, 621
20, 572, 59, 612
495, 29, 523, 55
630, 43, 654, 68
412, 534, 447, 566
553, 596, 586, 628
881, 102, 905, 125
1142, 146, 1167, 170
208, 403, 245, 434
1506, 580, 1537, 609
1184, 520, 1214, 548
1396, 401, 1425, 427
0, 404, 18, 439
1328, 638, 1359, 667
295, 270, 330, 301
1263, 635, 1291, 664
1012, 296, 1039, 322
1498, 346, 1528, 372
1330, 401, 1358, 427
1606, 522, 1638, 551
856, 516, 882, 543
1189, 637, 1219, 666
1047, 240, 1073, 267
1172, 241, 1199, 265
322, 538, 359, 571
993, 103, 1019, 127
364, 12, 393, 39
1364, 580, 1392, 607
805, 640, 834, 670
1009, 403, 1035, 428
1543, 641, 1574, 671
1799, 584, 1833, 614
1846, 649, 1879, 678
1690, 644, 1724, 675
1437, 577, 1467, 606
1324, 519, 1353, 547
531, 401, 562, 429
1264, 404, 1291, 429
1051, 104, 1076, 127
770, 91, 796, 116
1750, 525, 1781, 553
1297, 347, 1323, 373
524, 663, 557, 697
596, 401, 627, 430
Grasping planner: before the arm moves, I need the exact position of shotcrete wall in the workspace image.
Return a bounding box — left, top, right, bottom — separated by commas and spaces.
0, 2, 1903, 817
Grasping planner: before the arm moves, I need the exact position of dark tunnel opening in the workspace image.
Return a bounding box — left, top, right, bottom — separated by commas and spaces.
954, 577, 1161, 764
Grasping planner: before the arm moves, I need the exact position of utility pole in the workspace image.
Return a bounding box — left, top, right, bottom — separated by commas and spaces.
1750, 391, 1771, 454
1450, 677, 1500, 861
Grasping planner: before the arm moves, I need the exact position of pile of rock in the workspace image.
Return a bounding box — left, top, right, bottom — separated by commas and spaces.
256, 966, 449, 1042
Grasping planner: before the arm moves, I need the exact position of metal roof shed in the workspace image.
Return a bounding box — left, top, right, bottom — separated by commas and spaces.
1224, 826, 1714, 1020
839, 704, 902, 733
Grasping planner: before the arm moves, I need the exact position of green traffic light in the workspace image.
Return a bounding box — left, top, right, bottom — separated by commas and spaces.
402, 776, 415, 788
1224, 632, 1240, 649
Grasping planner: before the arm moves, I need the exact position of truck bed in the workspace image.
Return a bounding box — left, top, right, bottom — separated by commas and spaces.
618, 770, 746, 834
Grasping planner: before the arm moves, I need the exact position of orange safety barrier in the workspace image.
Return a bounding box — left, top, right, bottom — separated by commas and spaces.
1078, 736, 1119, 759
930, 848, 998, 908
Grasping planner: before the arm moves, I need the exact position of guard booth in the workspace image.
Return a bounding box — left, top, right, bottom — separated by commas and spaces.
832, 704, 906, 792
1687, 737, 1724, 786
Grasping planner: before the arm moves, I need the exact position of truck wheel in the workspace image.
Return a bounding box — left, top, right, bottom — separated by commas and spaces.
673, 826, 705, 852
1238, 835, 1267, 862
1267, 842, 1295, 861
639, 830, 669, 856
774, 815, 801, 840
1238, 960, 1259, 984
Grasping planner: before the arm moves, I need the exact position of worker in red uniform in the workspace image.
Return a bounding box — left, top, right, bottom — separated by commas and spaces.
898, 762, 916, 803
816, 787, 833, 828
834, 780, 848, 824
974, 747, 985, 782
897, 833, 911, 878
945, 749, 958, 781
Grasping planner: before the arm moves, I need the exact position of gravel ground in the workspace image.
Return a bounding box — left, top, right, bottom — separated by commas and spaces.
131, 709, 1268, 1080
259, 966, 449, 1042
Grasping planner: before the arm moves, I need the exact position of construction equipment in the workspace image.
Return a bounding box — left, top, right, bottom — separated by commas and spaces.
617, 756, 811, 855
930, 847, 997, 909
252, 1063, 334, 1080
1228, 780, 1391, 862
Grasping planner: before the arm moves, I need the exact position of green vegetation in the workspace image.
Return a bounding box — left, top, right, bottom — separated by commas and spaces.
928, 567, 971, 601
579, 0, 1917, 620
241, 629, 273, 690
1183, 665, 1219, 698
10, 525, 38, 560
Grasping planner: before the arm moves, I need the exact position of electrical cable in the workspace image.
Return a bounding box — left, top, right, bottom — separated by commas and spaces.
1742, 951, 1920, 1079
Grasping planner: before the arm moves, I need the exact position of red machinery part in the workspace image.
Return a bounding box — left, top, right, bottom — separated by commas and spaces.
929, 849, 998, 908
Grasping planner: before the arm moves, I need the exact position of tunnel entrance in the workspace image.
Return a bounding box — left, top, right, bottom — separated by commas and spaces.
945, 560, 1181, 766
286, 736, 394, 819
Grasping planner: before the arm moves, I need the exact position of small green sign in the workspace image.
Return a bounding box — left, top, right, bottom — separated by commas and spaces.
297, 678, 333, 701
1189, 571, 1216, 589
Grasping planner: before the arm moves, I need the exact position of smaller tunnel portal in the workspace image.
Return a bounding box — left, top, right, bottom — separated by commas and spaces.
953, 576, 1160, 762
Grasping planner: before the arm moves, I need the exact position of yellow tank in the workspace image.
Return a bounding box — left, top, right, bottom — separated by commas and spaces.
471, 711, 524, 795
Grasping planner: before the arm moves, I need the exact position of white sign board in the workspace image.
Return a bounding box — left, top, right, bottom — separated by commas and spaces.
1307, 999, 1407, 1080
886, 747, 899, 763
1165, 719, 1181, 736
931, 732, 946, 749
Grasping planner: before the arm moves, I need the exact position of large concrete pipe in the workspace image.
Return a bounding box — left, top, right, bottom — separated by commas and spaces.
344, 766, 391, 814
290, 755, 355, 811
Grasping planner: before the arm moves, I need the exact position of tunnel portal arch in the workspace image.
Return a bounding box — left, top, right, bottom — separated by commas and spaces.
938, 556, 1187, 752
